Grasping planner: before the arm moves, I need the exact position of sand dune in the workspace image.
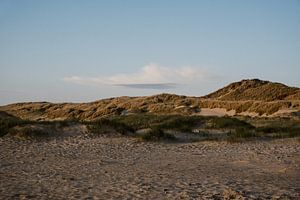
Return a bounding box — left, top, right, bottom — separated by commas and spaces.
1, 79, 300, 120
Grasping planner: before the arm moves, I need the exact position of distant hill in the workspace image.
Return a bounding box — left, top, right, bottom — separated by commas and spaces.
0, 79, 299, 120
0, 94, 201, 121
203, 79, 300, 101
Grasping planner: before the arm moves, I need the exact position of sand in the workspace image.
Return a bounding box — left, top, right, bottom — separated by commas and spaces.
0, 135, 299, 199
198, 108, 235, 117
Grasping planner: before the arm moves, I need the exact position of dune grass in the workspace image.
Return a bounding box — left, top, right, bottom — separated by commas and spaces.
140, 128, 176, 141
86, 114, 257, 141
9, 126, 50, 139
208, 116, 255, 129
1, 113, 299, 142
256, 126, 300, 138
85, 118, 133, 135
0, 118, 28, 137
0, 118, 77, 138
226, 128, 257, 142
109, 114, 254, 131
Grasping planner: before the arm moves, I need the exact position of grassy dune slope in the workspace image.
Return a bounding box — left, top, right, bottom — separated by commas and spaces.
1, 79, 299, 120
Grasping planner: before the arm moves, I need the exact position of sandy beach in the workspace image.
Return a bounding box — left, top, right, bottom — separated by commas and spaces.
1, 135, 299, 199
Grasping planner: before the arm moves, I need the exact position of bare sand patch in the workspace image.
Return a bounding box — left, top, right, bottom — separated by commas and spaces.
197, 108, 235, 116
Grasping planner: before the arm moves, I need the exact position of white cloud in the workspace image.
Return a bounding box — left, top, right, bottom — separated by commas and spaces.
63, 63, 217, 89
107, 63, 170, 84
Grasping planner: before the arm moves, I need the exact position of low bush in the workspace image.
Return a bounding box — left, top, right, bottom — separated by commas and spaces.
9, 125, 54, 139
37, 119, 78, 127
86, 118, 133, 135
3, 113, 298, 142
227, 128, 257, 142
154, 116, 201, 132
111, 114, 204, 133
0, 118, 28, 137
209, 117, 255, 129
256, 126, 300, 138
140, 128, 176, 141
110, 114, 172, 130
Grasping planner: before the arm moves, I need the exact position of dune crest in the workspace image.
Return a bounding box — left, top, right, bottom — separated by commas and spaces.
1, 79, 299, 120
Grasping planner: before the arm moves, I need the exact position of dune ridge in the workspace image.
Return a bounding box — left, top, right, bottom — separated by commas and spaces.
1, 79, 299, 120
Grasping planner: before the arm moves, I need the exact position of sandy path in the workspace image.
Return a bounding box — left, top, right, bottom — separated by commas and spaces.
0, 136, 299, 199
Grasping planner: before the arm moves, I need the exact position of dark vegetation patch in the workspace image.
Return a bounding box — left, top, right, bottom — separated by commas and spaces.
84, 118, 133, 136
256, 125, 300, 138
226, 128, 257, 143
243, 117, 300, 139
9, 126, 51, 139
85, 114, 256, 141
0, 118, 77, 138
111, 114, 202, 132
206, 116, 255, 129
139, 128, 176, 141
109, 114, 254, 132
1, 113, 299, 142
0, 118, 27, 137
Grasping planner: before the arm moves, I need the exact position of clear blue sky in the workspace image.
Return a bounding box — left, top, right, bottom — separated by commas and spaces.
1, 0, 299, 105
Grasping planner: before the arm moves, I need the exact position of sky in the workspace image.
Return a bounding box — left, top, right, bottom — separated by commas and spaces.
0, 0, 299, 105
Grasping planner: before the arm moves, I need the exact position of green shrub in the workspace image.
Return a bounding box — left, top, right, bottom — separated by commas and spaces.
36, 119, 79, 127
140, 128, 176, 141
111, 114, 203, 133
86, 118, 133, 135
227, 128, 256, 142
111, 114, 172, 130
154, 116, 201, 132
0, 118, 28, 137
256, 126, 300, 138
209, 117, 254, 129
9, 126, 51, 139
